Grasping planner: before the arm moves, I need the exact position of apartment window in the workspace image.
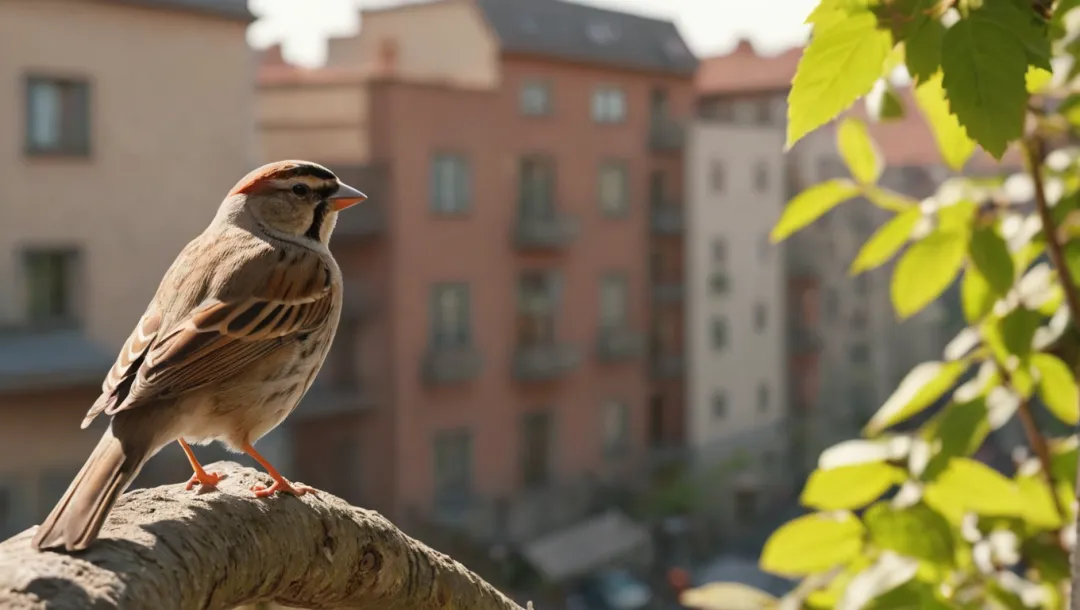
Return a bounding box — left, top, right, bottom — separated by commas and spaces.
519, 156, 556, 218
429, 283, 471, 348
770, 96, 787, 124
733, 100, 757, 124
712, 391, 727, 419
710, 160, 725, 194
711, 317, 728, 350
24, 249, 79, 326
602, 400, 630, 457
712, 238, 727, 264
754, 161, 769, 192
521, 411, 553, 487
598, 160, 629, 216
757, 383, 770, 413
521, 80, 552, 115
25, 76, 90, 156
433, 430, 473, 508
592, 86, 626, 123
650, 88, 669, 120
518, 271, 559, 345
850, 343, 871, 364
710, 271, 730, 295
599, 273, 628, 328
754, 303, 768, 331
430, 153, 471, 214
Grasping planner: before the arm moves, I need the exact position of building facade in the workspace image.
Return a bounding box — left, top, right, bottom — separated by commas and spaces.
0, 0, 256, 538
259, 0, 697, 545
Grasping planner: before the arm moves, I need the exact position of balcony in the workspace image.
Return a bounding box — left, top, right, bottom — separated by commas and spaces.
324, 163, 388, 240
649, 203, 684, 235
789, 325, 824, 354
422, 345, 483, 385
513, 343, 581, 380
651, 280, 684, 303
649, 117, 685, 152
296, 378, 375, 419
596, 327, 645, 362
513, 213, 580, 250
650, 353, 684, 379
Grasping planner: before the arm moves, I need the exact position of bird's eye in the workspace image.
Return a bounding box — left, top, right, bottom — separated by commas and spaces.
291, 183, 310, 197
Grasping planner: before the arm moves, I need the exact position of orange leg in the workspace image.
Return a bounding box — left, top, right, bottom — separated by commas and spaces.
178, 438, 222, 491
242, 442, 316, 498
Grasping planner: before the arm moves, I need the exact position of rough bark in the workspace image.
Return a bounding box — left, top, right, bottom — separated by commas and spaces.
0, 461, 526, 610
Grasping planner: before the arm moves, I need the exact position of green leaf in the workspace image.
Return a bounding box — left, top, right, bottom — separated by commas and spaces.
837, 117, 883, 184
864, 581, 957, 610
961, 266, 995, 323
760, 512, 866, 576
801, 463, 907, 510
865, 360, 968, 435
925, 457, 1023, 517
923, 397, 991, 459
914, 72, 976, 171
1050, 436, 1078, 491
787, 10, 892, 148
999, 307, 1042, 360
891, 229, 967, 319
878, 83, 906, 120
771, 179, 860, 241
940, 5, 1030, 158
864, 503, 955, 564
968, 225, 1015, 295
1017, 475, 1064, 529
1032, 353, 1080, 425
904, 12, 946, 84
680, 583, 778, 610
851, 207, 921, 274
866, 187, 917, 212
1026, 65, 1053, 93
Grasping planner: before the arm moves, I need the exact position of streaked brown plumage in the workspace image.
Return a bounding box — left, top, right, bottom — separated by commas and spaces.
32, 160, 367, 552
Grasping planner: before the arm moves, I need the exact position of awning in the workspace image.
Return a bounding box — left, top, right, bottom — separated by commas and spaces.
521, 510, 651, 582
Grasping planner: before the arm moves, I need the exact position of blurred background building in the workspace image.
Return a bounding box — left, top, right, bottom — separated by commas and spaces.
0, 0, 970, 606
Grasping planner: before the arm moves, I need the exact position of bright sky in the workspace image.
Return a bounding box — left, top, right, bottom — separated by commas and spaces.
247, 0, 818, 67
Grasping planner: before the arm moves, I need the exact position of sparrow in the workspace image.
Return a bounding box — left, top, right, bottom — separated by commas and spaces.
31, 160, 367, 552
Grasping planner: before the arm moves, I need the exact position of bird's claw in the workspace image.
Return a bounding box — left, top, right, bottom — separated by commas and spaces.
250, 479, 316, 498
185, 470, 223, 491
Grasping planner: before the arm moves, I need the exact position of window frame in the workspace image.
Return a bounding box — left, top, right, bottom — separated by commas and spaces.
599, 272, 629, 328
591, 86, 626, 124
429, 152, 471, 215
597, 159, 629, 217
428, 282, 472, 348
433, 429, 473, 507
22, 247, 81, 328
520, 79, 553, 116
24, 74, 91, 157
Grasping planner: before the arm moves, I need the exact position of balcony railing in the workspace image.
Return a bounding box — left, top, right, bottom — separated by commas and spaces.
649, 117, 685, 152
513, 212, 580, 250
324, 163, 388, 240
513, 342, 581, 380
596, 327, 645, 362
650, 353, 684, 379
422, 345, 483, 384
649, 203, 684, 235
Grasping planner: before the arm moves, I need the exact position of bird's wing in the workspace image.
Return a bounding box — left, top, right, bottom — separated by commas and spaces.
83, 250, 335, 424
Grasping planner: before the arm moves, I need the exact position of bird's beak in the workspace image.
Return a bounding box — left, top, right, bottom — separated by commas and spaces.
329, 182, 367, 211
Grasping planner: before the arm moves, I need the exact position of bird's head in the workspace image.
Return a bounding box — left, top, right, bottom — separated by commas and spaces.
222, 160, 367, 245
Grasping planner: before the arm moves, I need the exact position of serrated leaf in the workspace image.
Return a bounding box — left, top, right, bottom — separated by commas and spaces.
772, 179, 861, 241
787, 10, 893, 148
801, 463, 907, 510
1026, 66, 1053, 93
925, 457, 1023, 517
999, 307, 1042, 360
864, 503, 955, 565
914, 72, 976, 171
891, 229, 967, 319
1032, 353, 1080, 424
866, 360, 968, 435
760, 512, 866, 576
838, 117, 883, 184
681, 582, 778, 610
968, 225, 1015, 295
904, 12, 945, 83
962, 266, 995, 323
940, 7, 1030, 158
851, 207, 921, 274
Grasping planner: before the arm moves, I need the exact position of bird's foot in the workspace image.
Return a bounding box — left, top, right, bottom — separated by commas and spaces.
184, 470, 223, 491
251, 478, 317, 498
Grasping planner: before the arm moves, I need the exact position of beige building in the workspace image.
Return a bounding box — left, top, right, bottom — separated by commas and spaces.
684, 122, 789, 514
0, 0, 256, 537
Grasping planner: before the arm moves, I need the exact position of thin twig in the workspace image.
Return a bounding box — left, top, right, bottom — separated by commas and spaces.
999, 366, 1067, 521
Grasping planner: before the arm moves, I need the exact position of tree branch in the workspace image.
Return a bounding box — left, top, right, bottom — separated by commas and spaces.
0, 461, 527, 610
